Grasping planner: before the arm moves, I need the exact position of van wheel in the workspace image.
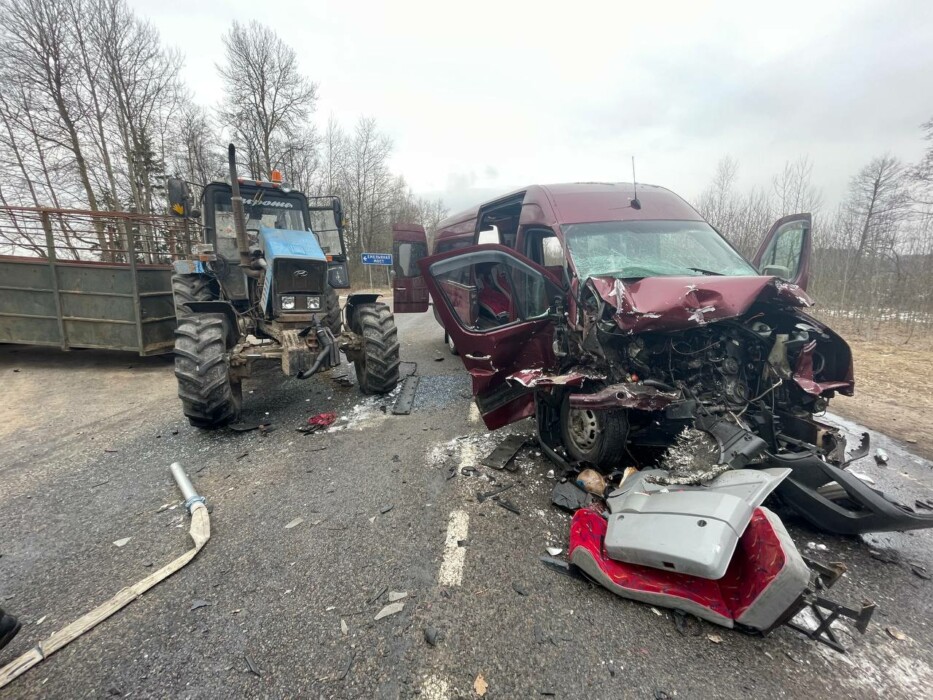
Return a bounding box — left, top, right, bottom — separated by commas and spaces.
559, 392, 628, 469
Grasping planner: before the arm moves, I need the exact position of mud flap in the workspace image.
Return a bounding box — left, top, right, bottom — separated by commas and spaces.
766, 451, 933, 534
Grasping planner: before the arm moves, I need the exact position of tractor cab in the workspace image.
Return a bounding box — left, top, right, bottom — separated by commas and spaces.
200, 180, 351, 309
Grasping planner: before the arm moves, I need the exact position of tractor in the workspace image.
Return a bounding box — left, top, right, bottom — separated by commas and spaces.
165, 144, 400, 428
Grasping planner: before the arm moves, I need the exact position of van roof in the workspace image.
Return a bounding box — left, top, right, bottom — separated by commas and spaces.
436, 182, 703, 233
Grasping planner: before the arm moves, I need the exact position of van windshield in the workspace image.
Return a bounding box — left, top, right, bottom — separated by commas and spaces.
564, 220, 757, 280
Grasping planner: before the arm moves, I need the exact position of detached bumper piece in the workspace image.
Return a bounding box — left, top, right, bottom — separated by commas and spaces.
570, 507, 874, 649
766, 451, 933, 535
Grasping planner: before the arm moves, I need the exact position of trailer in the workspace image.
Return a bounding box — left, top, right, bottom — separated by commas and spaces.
0, 206, 196, 355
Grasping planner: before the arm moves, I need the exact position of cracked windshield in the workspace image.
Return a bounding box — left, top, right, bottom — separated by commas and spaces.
565, 220, 758, 280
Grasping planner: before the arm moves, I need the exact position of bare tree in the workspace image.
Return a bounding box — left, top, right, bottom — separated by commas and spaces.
217, 21, 317, 178
772, 156, 823, 216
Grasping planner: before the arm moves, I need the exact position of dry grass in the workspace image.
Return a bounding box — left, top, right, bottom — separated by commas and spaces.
817, 316, 933, 460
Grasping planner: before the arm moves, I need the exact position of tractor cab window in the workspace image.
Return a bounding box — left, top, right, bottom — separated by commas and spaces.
211, 190, 306, 261
308, 208, 344, 257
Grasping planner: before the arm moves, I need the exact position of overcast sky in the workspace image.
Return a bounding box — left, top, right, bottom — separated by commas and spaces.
135, 0, 933, 213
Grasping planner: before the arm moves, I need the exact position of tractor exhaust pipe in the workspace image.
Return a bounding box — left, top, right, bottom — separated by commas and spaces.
0, 463, 211, 690
228, 144, 259, 276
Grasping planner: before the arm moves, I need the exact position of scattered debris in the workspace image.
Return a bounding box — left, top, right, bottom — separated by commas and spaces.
284, 518, 304, 530
575, 469, 607, 496
235, 451, 249, 460
550, 480, 593, 512
915, 499, 933, 511
336, 651, 356, 681
299, 412, 338, 435
367, 585, 388, 604
806, 542, 828, 552
229, 422, 261, 433
539, 556, 588, 581
113, 538, 131, 548
35, 616, 46, 626
886, 627, 907, 641
481, 435, 527, 471
874, 448, 888, 465
869, 549, 901, 565
707, 633, 723, 644
189, 600, 210, 611
461, 466, 481, 477
332, 375, 354, 388
392, 375, 420, 415
494, 498, 521, 515
512, 581, 529, 596
374, 602, 404, 620
387, 591, 407, 602
473, 673, 488, 697
911, 564, 931, 580
245, 653, 262, 677
379, 504, 394, 515
673, 609, 701, 636
477, 484, 514, 503
546, 547, 563, 557
650, 607, 662, 616
424, 626, 443, 647
340, 619, 348, 635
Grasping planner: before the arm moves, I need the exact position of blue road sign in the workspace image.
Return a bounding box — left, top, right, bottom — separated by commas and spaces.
361, 253, 393, 265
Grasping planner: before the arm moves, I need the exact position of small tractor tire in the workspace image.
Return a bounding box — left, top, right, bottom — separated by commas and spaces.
351, 302, 400, 394
172, 273, 215, 320
559, 391, 628, 470
323, 284, 342, 335
174, 313, 241, 428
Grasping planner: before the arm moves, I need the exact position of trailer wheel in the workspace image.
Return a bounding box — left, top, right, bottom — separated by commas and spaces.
559, 392, 628, 469
323, 284, 342, 335
174, 313, 241, 428
172, 274, 215, 320
351, 302, 400, 394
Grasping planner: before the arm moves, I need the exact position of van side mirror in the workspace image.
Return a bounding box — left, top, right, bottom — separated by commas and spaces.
762, 264, 791, 279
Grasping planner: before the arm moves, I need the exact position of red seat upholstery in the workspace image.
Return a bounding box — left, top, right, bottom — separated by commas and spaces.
569, 506, 806, 630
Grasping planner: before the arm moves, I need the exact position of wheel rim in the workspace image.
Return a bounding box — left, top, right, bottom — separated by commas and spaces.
567, 408, 599, 452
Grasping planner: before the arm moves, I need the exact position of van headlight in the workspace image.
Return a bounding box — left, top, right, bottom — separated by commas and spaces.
306, 296, 321, 310
281, 295, 296, 310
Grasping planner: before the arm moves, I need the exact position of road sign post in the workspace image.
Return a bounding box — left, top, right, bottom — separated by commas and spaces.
361, 253, 393, 290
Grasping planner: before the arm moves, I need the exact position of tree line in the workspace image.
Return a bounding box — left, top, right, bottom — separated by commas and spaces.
0, 0, 446, 282
695, 124, 933, 337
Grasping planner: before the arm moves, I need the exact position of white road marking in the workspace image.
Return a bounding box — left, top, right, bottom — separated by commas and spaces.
421, 674, 450, 700
438, 510, 469, 587
469, 402, 481, 424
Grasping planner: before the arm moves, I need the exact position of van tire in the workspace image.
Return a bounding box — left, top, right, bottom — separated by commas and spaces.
559, 392, 628, 469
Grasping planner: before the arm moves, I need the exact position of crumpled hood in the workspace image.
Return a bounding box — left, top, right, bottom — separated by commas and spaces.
587, 275, 812, 334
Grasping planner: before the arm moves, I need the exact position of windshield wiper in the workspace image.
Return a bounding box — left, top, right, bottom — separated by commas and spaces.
687, 267, 724, 276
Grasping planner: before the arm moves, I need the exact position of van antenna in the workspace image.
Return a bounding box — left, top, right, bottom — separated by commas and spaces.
630, 156, 641, 210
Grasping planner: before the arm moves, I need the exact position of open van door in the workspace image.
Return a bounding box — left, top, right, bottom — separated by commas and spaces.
392, 223, 430, 313
752, 213, 812, 291
418, 244, 564, 429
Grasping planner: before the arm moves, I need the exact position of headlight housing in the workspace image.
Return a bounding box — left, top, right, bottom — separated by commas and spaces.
306, 296, 321, 310
280, 295, 296, 310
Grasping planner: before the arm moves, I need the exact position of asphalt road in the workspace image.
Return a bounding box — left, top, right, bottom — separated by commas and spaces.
1, 309, 933, 699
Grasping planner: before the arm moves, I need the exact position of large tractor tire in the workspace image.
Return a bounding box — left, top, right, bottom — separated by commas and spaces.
174, 313, 241, 428
172, 273, 215, 320
559, 391, 628, 470
351, 302, 400, 395
322, 284, 342, 336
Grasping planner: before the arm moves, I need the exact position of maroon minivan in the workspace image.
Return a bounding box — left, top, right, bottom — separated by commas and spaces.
391, 182, 933, 535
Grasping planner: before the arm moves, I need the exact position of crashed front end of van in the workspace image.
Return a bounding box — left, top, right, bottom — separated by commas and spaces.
529, 270, 933, 536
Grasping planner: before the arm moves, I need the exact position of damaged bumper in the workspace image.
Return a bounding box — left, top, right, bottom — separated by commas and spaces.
767, 451, 933, 535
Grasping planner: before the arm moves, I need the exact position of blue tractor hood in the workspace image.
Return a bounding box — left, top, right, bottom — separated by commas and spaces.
259, 226, 328, 313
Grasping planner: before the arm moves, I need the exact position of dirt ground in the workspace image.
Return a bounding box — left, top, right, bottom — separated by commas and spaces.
818, 318, 933, 461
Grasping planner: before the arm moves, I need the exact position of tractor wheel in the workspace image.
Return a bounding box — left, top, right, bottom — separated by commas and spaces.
322, 284, 342, 336
352, 302, 400, 395
559, 392, 628, 470
174, 313, 241, 428
172, 273, 215, 320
